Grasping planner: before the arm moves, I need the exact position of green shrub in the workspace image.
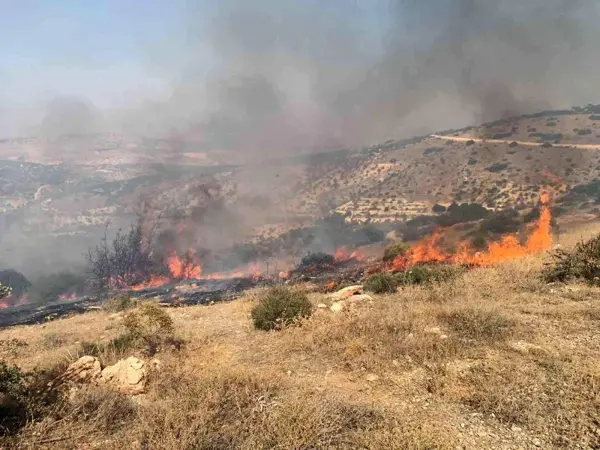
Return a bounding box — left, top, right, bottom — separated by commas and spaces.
0, 362, 29, 435
543, 235, 600, 285
251, 287, 312, 331
382, 242, 410, 263
364, 273, 397, 294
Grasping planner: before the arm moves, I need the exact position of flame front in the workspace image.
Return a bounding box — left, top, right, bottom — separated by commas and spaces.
392, 196, 553, 270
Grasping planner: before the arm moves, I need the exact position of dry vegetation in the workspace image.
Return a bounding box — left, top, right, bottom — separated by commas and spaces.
2, 227, 600, 449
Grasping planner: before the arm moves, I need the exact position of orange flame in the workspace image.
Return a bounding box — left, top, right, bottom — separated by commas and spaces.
334, 247, 368, 263
58, 292, 77, 302
392, 195, 552, 270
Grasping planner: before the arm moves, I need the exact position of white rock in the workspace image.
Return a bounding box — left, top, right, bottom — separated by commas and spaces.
62, 356, 102, 383
365, 373, 379, 382
330, 301, 346, 313
98, 356, 147, 395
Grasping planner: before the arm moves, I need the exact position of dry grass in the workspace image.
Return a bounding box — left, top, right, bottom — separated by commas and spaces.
2, 226, 600, 448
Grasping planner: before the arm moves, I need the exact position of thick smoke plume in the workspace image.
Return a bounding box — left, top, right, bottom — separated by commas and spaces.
128, 0, 600, 153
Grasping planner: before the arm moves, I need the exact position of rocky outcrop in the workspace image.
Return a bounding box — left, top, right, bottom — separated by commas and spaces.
61, 356, 102, 383
97, 357, 147, 395
61, 355, 147, 395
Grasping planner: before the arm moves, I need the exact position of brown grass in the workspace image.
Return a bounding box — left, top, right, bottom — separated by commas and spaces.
2, 225, 600, 448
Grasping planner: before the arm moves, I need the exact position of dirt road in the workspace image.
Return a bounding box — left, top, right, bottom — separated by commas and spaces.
430, 134, 600, 150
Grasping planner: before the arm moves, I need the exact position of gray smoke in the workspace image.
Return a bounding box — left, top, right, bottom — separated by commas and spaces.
142, 0, 599, 151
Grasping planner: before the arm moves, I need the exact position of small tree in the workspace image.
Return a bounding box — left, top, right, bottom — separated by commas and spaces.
0, 282, 11, 300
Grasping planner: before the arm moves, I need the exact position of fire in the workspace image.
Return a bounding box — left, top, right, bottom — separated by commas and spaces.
166, 250, 202, 280
392, 195, 553, 270
130, 275, 171, 291
334, 247, 369, 263
58, 292, 77, 302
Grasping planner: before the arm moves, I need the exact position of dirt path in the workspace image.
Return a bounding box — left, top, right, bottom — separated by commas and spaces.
431, 134, 600, 150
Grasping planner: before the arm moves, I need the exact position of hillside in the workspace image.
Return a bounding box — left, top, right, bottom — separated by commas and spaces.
3, 105, 600, 275
1, 223, 599, 449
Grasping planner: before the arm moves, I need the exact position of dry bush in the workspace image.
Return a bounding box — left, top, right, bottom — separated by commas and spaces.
104, 293, 136, 313
544, 234, 600, 285
251, 287, 313, 331
382, 241, 410, 263
439, 307, 517, 343
123, 302, 175, 353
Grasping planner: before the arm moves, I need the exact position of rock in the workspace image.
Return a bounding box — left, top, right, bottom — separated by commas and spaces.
532, 438, 542, 447
98, 356, 147, 395
317, 303, 328, 309
62, 356, 102, 383
330, 301, 346, 313
329, 285, 363, 300
366, 373, 379, 382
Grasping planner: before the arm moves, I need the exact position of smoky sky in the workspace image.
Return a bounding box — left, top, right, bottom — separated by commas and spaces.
139, 0, 599, 153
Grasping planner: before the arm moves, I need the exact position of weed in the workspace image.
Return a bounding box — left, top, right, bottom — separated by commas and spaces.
544, 234, 600, 285
364, 273, 397, 294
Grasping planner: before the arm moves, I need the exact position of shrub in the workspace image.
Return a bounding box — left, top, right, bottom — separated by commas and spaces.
509, 141, 518, 148
298, 252, 335, 269
364, 273, 397, 294
0, 362, 29, 435
382, 242, 410, 263
251, 287, 312, 331
122, 302, 176, 353
395, 264, 463, 286
432, 203, 447, 214
104, 293, 136, 312
543, 235, 600, 285
466, 140, 475, 146
577, 128, 592, 136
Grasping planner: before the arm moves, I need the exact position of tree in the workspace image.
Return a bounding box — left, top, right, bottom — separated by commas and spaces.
0, 282, 11, 300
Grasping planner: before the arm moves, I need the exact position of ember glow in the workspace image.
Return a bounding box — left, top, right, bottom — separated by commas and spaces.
58, 292, 77, 302
392, 196, 553, 270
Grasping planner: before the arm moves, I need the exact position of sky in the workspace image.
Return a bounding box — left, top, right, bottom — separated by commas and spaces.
0, 0, 390, 138
1, 1, 599, 142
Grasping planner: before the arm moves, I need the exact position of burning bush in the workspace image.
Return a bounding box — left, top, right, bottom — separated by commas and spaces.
364, 273, 397, 294
251, 287, 313, 331
382, 242, 410, 263
543, 235, 600, 285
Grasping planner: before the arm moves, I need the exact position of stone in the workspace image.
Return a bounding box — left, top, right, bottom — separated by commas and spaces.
330, 301, 346, 313
62, 356, 102, 383
316, 303, 328, 309
98, 356, 147, 395
329, 285, 363, 300
366, 373, 379, 382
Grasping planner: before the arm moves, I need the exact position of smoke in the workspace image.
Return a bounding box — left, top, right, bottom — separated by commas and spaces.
124, 0, 600, 152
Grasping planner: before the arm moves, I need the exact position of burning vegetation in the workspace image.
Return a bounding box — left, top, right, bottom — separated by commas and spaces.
390, 195, 552, 272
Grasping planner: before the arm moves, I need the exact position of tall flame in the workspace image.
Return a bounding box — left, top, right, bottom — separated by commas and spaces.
392, 195, 552, 270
